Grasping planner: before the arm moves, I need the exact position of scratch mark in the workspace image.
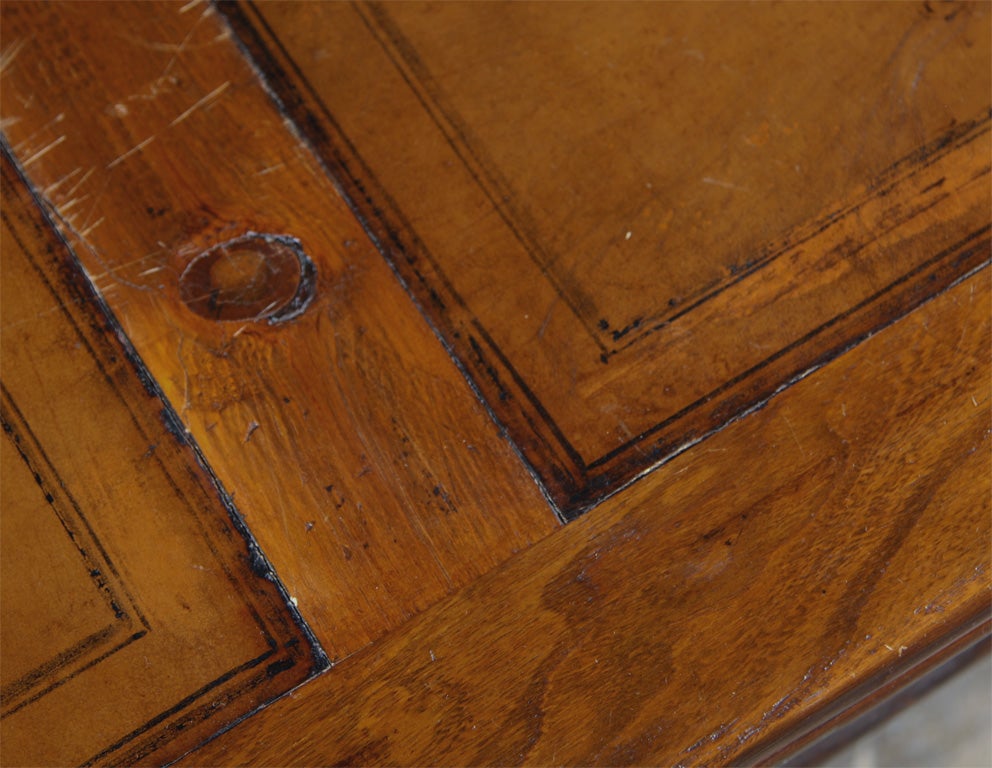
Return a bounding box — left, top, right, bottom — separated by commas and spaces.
178, 0, 204, 12
161, 11, 210, 77
107, 136, 156, 169
702, 176, 748, 192
255, 162, 285, 177
169, 81, 230, 127
909, 59, 926, 94
138, 265, 166, 277
79, 217, 105, 238
538, 296, 559, 339
42, 167, 82, 195
783, 415, 807, 458
0, 116, 21, 131
59, 195, 90, 213
21, 135, 66, 167
0, 39, 26, 77
12, 112, 65, 154
86, 251, 169, 284
61, 167, 94, 200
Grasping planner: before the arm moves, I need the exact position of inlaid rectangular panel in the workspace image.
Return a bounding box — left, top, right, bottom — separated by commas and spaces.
226, 1, 992, 516
0, 152, 319, 767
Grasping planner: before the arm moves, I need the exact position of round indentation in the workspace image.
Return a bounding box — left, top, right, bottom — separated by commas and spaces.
179, 233, 315, 323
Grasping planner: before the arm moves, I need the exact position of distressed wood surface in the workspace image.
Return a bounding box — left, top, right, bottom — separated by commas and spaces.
185, 267, 991, 766
2, 1, 989, 764
229, 0, 991, 514
0, 0, 558, 661
0, 151, 317, 767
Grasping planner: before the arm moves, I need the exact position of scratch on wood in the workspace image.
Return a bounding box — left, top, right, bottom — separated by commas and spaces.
21, 135, 66, 167
170, 81, 230, 127
0, 39, 26, 77
41, 167, 81, 195
783, 414, 807, 458
538, 296, 559, 339
79, 217, 105, 238
59, 195, 90, 213
160, 10, 212, 78
107, 136, 156, 169
255, 162, 285, 177
12, 112, 65, 154
59, 167, 94, 200
702, 176, 748, 192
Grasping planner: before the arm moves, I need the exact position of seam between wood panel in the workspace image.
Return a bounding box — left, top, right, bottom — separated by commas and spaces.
215, 0, 581, 522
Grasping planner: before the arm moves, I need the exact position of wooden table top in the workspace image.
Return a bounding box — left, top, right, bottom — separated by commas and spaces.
1, 2, 988, 765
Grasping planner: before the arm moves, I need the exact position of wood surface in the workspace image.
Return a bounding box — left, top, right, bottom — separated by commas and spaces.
228, 0, 991, 514
186, 267, 991, 767
0, 0, 558, 661
1, 1, 989, 765
0, 151, 317, 767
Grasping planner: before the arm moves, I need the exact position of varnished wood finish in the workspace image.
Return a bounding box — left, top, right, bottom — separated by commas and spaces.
227, 0, 991, 514
0, 152, 316, 767
0, 0, 558, 659
186, 268, 991, 767
2, 1, 989, 764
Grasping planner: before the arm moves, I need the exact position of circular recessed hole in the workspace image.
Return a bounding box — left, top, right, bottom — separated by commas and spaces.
179, 233, 315, 323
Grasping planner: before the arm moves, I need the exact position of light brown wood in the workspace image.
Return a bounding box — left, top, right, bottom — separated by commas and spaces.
185, 267, 991, 767
0, 152, 316, 767
231, 0, 991, 513
2, 1, 989, 764
0, 0, 559, 660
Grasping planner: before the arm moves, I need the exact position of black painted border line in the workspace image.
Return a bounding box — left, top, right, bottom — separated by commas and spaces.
0, 386, 147, 718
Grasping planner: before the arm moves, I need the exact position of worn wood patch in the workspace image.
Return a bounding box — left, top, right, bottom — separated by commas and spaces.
0, 151, 318, 767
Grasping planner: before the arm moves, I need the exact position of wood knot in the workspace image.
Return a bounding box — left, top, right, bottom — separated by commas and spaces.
179, 233, 315, 323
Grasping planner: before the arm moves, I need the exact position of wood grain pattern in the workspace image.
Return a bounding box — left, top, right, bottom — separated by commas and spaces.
0, 0, 558, 659
231, 0, 991, 514
0, 150, 317, 767
185, 267, 991, 767
3, 3, 988, 763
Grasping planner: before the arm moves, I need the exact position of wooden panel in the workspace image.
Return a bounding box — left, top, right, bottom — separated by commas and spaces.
183, 267, 991, 766
0, 1, 558, 659
0, 152, 317, 766
227, 0, 992, 514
